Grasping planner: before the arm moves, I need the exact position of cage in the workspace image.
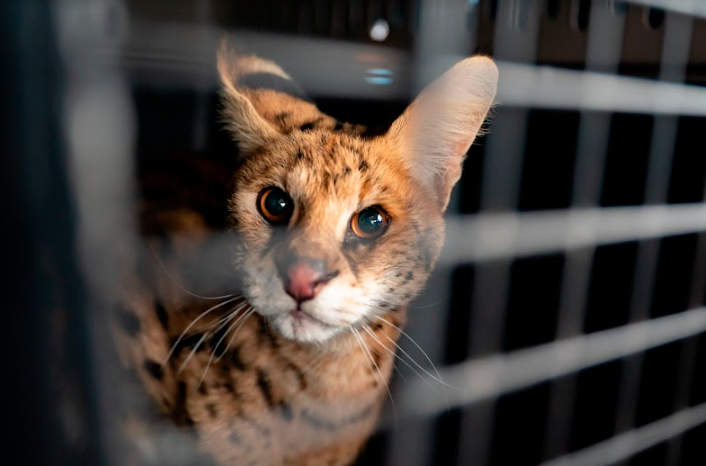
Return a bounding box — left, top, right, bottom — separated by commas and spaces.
4, 1, 705, 466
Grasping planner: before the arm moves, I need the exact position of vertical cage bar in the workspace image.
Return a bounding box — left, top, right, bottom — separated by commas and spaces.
543, 2, 626, 460
2, 1, 104, 464
457, 1, 543, 465
53, 0, 140, 464
386, 2, 475, 466
612, 15, 693, 458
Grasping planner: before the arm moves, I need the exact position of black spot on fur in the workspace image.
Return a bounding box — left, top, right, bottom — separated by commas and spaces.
115, 306, 140, 337
404, 271, 414, 283
373, 323, 384, 331
172, 333, 207, 355
387, 287, 395, 294
173, 382, 194, 426
229, 345, 247, 371
358, 159, 369, 171
257, 370, 276, 408
343, 166, 352, 176
154, 299, 169, 329
297, 150, 303, 160
143, 360, 163, 380
197, 383, 207, 395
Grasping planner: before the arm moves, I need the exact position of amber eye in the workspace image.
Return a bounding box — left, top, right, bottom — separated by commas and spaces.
257, 187, 293, 224
351, 206, 389, 239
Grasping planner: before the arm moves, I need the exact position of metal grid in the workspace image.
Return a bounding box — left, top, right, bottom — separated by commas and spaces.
9, 0, 705, 465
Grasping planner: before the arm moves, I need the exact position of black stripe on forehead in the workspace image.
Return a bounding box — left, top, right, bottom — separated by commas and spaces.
239, 72, 314, 104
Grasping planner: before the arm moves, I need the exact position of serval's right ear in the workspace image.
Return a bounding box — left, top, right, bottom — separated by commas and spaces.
217, 40, 281, 156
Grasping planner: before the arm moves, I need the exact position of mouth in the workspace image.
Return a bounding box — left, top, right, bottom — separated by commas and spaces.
289, 306, 336, 328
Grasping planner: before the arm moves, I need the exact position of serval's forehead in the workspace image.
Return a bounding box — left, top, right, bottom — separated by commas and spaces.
270, 131, 403, 201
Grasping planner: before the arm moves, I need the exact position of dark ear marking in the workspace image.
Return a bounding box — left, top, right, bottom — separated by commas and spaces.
299, 118, 323, 131
239, 72, 313, 103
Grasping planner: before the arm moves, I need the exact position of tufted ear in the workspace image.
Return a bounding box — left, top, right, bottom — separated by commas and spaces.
387, 57, 498, 211
217, 41, 281, 155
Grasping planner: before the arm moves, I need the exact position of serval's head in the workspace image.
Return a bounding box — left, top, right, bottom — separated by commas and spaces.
219, 47, 498, 343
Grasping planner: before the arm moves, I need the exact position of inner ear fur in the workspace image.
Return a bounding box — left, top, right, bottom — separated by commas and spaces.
387, 56, 498, 211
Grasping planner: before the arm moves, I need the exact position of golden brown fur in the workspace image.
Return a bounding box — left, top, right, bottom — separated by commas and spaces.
112, 42, 497, 466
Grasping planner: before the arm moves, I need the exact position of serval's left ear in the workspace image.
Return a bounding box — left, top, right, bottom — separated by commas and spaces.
387, 57, 498, 211
217, 40, 281, 156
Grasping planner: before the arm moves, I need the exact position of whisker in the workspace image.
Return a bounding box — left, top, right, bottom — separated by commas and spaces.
352, 328, 397, 427
360, 326, 412, 382
176, 331, 209, 375
216, 307, 255, 363
197, 302, 250, 387
150, 242, 236, 301
163, 296, 241, 366
375, 316, 455, 391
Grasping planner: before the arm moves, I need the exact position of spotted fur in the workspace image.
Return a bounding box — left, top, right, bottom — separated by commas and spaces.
112, 41, 497, 466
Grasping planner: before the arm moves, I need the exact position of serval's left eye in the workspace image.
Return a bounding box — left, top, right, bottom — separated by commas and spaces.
258, 187, 294, 224
351, 206, 389, 240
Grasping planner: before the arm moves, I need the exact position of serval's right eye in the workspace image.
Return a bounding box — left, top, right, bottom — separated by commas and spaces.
257, 187, 294, 225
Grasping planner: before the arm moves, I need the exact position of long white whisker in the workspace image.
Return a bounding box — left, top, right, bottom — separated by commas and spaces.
197, 303, 250, 387
176, 332, 209, 375
216, 307, 255, 362
376, 316, 454, 390
163, 296, 241, 366
150, 242, 236, 300
352, 328, 397, 427
360, 326, 411, 382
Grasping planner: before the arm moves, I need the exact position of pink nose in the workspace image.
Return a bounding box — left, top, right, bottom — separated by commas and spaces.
284, 262, 336, 303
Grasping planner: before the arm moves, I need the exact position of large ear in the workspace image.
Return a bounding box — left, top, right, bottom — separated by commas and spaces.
387, 57, 498, 211
217, 41, 281, 155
